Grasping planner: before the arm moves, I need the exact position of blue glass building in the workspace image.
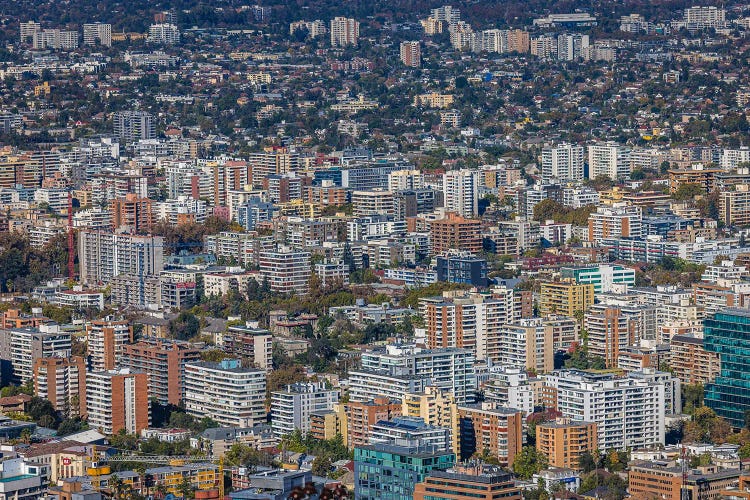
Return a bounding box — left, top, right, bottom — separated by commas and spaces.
704, 309, 750, 427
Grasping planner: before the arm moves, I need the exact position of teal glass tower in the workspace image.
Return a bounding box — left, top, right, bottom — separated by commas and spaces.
354, 441, 455, 500
704, 309, 750, 427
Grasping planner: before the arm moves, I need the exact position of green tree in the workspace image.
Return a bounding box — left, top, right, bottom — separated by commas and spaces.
512, 446, 548, 479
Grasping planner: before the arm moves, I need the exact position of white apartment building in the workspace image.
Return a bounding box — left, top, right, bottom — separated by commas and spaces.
4, 324, 71, 384
154, 196, 207, 225
369, 417, 452, 452
482, 366, 535, 416
544, 370, 668, 450
351, 344, 476, 405
351, 189, 395, 216
496, 318, 554, 374
270, 382, 340, 438
78, 231, 164, 285
443, 169, 479, 217
148, 23, 180, 44
587, 204, 642, 243
184, 359, 266, 427
289, 20, 327, 38
557, 34, 589, 61
542, 143, 585, 183
588, 143, 631, 180
258, 248, 311, 295
720, 147, 750, 170
388, 169, 425, 191
83, 23, 112, 46
330, 17, 359, 47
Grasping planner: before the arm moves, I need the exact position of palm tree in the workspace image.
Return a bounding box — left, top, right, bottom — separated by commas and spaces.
109, 474, 125, 500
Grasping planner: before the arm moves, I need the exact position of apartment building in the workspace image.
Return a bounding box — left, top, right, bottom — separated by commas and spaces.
222, 325, 273, 372
349, 344, 476, 405
670, 333, 721, 386
443, 169, 479, 218
720, 184, 750, 226
539, 281, 595, 317
457, 403, 524, 467
330, 17, 359, 47
0, 323, 71, 384
351, 189, 395, 216
343, 397, 402, 449
587, 204, 642, 243
402, 386, 459, 453
86, 318, 132, 372
419, 290, 518, 360
184, 359, 266, 427
400, 41, 421, 67
119, 338, 201, 406
83, 22, 112, 46
543, 370, 668, 450
430, 212, 482, 254
536, 418, 597, 470
496, 318, 554, 374
588, 143, 631, 180
541, 143, 585, 183
258, 249, 311, 295
414, 465, 522, 500
86, 368, 150, 434
270, 382, 339, 438
33, 356, 87, 417
78, 231, 164, 286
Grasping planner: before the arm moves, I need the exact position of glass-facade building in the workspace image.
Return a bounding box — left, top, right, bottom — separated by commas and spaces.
354, 441, 455, 500
704, 309, 750, 427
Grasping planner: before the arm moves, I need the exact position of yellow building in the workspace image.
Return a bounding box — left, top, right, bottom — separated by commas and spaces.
310, 410, 340, 440
148, 463, 219, 496
539, 281, 595, 317
536, 418, 597, 471
413, 92, 455, 108
35, 81, 51, 97
599, 186, 624, 205
402, 386, 459, 453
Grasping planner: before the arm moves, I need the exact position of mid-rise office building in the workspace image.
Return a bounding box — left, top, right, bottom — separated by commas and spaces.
435, 252, 488, 287
86, 368, 149, 434
705, 309, 750, 427
560, 264, 636, 294
184, 359, 266, 427
354, 440, 455, 500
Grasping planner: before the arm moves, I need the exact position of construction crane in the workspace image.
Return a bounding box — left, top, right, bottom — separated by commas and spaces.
93, 452, 225, 498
